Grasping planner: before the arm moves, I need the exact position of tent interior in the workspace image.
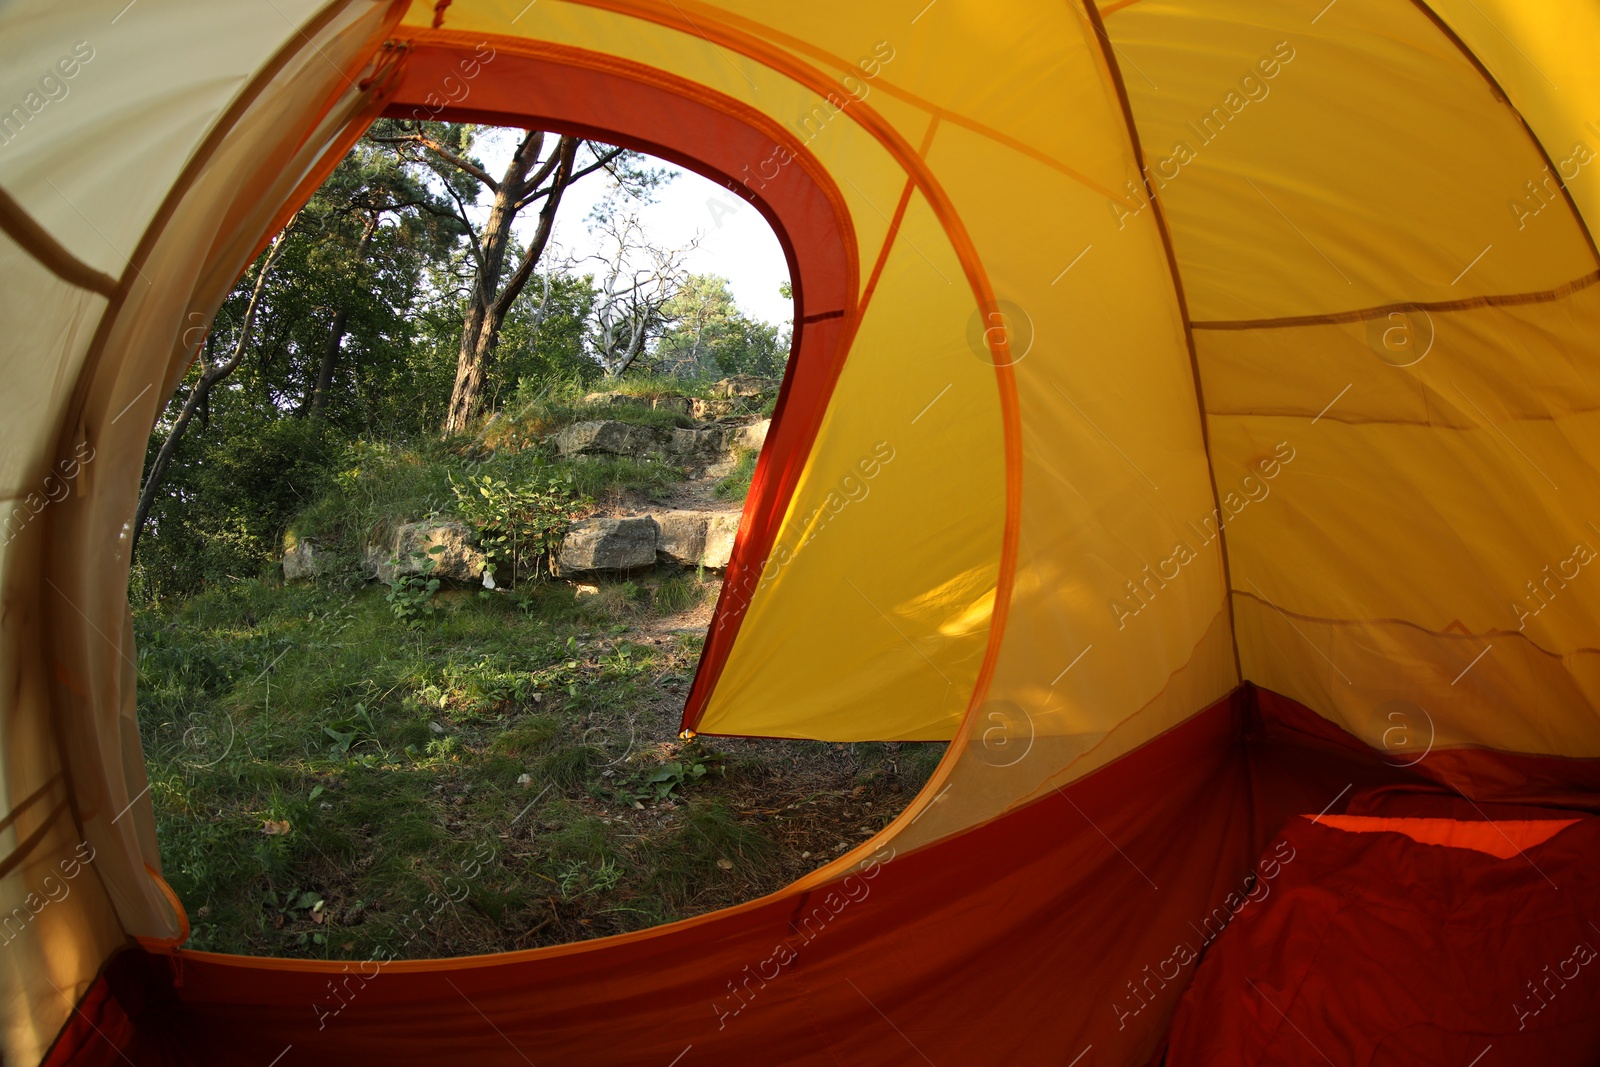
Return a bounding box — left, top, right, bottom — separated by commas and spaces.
4, 0, 1600, 1063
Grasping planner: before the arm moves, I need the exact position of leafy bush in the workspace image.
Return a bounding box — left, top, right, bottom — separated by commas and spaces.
137, 418, 338, 597
386, 546, 443, 623
450, 469, 590, 584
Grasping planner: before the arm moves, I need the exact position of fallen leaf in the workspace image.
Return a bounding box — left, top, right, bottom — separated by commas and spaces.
716, 858, 733, 871
262, 819, 291, 836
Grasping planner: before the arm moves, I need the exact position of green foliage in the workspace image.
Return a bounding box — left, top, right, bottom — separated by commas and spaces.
651, 798, 776, 905
564, 456, 683, 500
135, 576, 947, 959
385, 547, 443, 623
628, 745, 725, 804
450, 470, 590, 584
291, 438, 458, 556
655, 275, 788, 379
136, 418, 337, 598
321, 702, 383, 762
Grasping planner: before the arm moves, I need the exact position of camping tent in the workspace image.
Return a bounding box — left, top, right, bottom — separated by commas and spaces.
4, 0, 1600, 1062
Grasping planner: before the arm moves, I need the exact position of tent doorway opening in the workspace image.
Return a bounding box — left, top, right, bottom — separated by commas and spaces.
130, 113, 946, 961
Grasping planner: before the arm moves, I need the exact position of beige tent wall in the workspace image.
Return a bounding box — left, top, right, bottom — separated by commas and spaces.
0, 3, 404, 1062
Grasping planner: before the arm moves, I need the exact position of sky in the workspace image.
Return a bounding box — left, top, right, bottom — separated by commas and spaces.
471, 129, 793, 329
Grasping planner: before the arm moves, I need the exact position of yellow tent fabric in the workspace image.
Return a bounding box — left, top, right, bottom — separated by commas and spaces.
2, 1, 1598, 1063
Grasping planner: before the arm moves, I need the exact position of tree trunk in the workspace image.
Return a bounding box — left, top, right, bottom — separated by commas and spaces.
309, 213, 379, 421
132, 226, 293, 556
441, 135, 579, 436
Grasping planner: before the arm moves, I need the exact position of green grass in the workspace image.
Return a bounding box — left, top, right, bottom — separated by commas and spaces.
714, 448, 757, 502
558, 455, 684, 499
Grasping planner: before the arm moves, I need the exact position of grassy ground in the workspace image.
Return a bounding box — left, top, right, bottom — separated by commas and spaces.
136, 574, 944, 960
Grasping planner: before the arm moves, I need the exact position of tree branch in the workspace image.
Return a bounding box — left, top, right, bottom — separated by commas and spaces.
370, 133, 500, 192
514, 146, 625, 211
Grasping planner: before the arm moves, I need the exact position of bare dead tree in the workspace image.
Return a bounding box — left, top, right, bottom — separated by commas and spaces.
584, 210, 696, 378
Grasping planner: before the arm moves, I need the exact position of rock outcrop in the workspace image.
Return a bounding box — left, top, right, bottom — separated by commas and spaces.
281, 537, 332, 581
553, 418, 770, 467
369, 521, 488, 583
558, 516, 661, 575
655, 511, 710, 567
558, 510, 743, 576
702, 513, 741, 569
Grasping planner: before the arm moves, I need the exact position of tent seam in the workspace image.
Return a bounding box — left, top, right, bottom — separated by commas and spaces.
1192, 269, 1600, 330
1233, 588, 1600, 663
1080, 0, 1244, 684
1408, 0, 1600, 270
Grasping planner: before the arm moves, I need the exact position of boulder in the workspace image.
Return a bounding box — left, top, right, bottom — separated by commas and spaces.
667, 425, 726, 460
391, 521, 487, 582
702, 513, 741, 569
281, 536, 331, 581
553, 420, 670, 458
583, 392, 692, 417
727, 419, 770, 453
690, 395, 762, 419
558, 516, 660, 575
364, 543, 393, 583
713, 375, 780, 398
655, 511, 709, 566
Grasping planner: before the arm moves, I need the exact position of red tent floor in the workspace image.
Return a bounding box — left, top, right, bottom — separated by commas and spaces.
44, 684, 1600, 1067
